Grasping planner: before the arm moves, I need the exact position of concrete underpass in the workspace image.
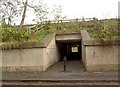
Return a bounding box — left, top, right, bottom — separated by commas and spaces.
55, 32, 82, 61
46, 32, 85, 72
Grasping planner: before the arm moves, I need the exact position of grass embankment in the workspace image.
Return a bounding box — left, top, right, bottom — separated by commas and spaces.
0, 25, 49, 49
0, 18, 119, 49
86, 19, 119, 40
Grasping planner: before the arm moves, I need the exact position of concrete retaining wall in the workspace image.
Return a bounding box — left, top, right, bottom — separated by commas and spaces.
2, 33, 59, 72
85, 45, 119, 72
81, 30, 119, 72
2, 48, 44, 72
2, 30, 119, 72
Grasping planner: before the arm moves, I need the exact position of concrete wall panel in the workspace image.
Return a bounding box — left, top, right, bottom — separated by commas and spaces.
21, 49, 43, 66
2, 50, 21, 66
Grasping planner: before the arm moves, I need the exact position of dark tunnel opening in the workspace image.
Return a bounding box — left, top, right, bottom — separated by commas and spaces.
56, 40, 82, 61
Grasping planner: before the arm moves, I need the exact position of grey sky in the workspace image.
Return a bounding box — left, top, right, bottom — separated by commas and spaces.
17, 0, 119, 24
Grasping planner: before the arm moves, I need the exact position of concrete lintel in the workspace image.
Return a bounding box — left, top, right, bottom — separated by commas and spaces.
55, 34, 81, 41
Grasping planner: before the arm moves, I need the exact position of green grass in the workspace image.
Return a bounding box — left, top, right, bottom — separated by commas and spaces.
36, 30, 48, 41
1, 18, 119, 44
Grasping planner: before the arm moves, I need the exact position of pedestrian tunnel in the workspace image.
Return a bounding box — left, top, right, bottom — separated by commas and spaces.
55, 33, 82, 61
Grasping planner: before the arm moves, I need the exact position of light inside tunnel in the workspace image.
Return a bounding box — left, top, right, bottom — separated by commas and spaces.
71, 46, 78, 52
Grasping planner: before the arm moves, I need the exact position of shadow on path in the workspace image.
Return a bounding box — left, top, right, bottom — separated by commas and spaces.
45, 61, 85, 73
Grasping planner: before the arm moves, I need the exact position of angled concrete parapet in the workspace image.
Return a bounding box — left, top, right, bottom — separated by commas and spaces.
81, 30, 119, 72
2, 33, 59, 72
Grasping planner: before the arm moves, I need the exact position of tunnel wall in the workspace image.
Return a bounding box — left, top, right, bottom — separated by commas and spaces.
43, 37, 59, 71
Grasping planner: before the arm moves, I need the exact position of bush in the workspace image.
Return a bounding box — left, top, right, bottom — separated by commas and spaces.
89, 28, 119, 40
1, 28, 28, 42
1, 27, 48, 43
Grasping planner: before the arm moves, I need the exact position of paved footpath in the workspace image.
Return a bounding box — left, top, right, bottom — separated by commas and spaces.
2, 71, 119, 82
2, 61, 119, 86
2, 61, 119, 82
2, 71, 119, 87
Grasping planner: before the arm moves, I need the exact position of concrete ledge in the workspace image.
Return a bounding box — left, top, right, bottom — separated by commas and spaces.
41, 33, 55, 47
80, 30, 91, 41
83, 40, 120, 46
56, 31, 81, 35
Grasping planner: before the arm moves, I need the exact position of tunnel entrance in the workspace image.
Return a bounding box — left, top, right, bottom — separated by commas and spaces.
47, 33, 85, 72
56, 40, 82, 61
